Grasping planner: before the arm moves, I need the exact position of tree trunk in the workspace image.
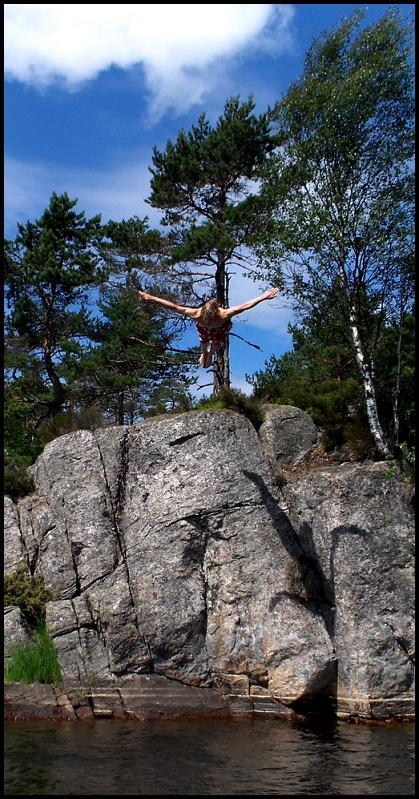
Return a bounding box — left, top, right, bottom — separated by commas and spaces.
117, 391, 125, 425
43, 347, 65, 417
348, 306, 390, 457
213, 261, 231, 394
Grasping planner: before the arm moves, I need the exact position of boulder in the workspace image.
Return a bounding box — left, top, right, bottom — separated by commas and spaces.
259, 404, 318, 469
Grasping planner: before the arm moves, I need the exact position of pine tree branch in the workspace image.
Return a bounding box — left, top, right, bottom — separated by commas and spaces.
196, 381, 214, 391
127, 336, 198, 355
230, 332, 262, 351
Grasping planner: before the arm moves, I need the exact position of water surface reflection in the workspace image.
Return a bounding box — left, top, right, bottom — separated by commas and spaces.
4, 717, 415, 795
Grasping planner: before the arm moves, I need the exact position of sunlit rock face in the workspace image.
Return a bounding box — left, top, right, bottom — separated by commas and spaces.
4, 409, 414, 721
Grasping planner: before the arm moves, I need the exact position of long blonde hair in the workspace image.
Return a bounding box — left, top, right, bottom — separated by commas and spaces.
199, 299, 221, 325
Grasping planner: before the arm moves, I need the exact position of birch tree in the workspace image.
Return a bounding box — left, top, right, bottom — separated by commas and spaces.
255, 10, 414, 456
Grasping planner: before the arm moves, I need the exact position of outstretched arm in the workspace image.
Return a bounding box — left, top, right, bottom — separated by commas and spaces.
138, 290, 199, 319
224, 287, 279, 319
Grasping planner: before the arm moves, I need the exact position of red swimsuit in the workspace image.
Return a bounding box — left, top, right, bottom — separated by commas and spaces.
196, 319, 232, 348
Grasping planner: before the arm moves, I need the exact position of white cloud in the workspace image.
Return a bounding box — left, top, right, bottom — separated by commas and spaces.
4, 4, 295, 120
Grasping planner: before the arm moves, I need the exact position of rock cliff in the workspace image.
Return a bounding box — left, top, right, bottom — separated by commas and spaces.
4, 407, 415, 722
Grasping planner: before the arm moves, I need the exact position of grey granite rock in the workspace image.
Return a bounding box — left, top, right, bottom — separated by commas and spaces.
3, 409, 414, 721
4, 497, 25, 574
281, 461, 415, 720
259, 404, 318, 468
4, 606, 32, 658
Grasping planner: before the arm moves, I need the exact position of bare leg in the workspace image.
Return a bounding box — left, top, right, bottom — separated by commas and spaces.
199, 342, 210, 368
205, 342, 221, 367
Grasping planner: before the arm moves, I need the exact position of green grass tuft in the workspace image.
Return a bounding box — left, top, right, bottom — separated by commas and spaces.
4, 622, 62, 686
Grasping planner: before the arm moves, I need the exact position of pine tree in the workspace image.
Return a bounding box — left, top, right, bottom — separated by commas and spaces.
5, 192, 105, 424
77, 279, 195, 424
147, 96, 275, 393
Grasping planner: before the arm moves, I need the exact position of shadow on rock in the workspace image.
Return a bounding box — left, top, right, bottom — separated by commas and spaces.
243, 470, 367, 640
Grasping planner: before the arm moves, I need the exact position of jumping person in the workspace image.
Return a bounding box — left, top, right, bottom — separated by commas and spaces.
138, 287, 279, 368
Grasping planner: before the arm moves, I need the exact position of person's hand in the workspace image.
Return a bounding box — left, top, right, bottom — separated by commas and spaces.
263, 287, 279, 300
138, 290, 152, 301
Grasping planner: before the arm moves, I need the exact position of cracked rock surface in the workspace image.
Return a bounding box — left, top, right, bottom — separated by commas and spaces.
3, 409, 415, 721
281, 462, 415, 719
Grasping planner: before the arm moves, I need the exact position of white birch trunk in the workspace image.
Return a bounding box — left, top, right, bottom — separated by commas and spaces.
349, 306, 390, 457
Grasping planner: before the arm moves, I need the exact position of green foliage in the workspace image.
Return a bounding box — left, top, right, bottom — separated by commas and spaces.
397, 441, 415, 486
254, 10, 414, 456
249, 342, 380, 460
4, 622, 62, 686
382, 443, 415, 488
149, 96, 273, 235
4, 459, 35, 500
102, 216, 167, 270
248, 270, 414, 458
251, 349, 361, 424
4, 196, 196, 466
78, 280, 195, 423
143, 382, 195, 417
399, 442, 415, 467
36, 405, 107, 447
148, 96, 274, 294
248, 281, 362, 418
4, 383, 42, 499
374, 311, 415, 450
4, 192, 107, 428
4, 565, 53, 628
341, 417, 375, 460
194, 387, 264, 430
383, 454, 399, 479
306, 379, 361, 428
4, 384, 44, 460
298, 406, 377, 461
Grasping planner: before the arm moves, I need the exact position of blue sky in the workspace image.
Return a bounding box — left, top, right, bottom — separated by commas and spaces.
4, 3, 414, 395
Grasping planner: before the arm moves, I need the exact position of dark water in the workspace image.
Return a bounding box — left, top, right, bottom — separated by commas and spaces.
4, 718, 415, 796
